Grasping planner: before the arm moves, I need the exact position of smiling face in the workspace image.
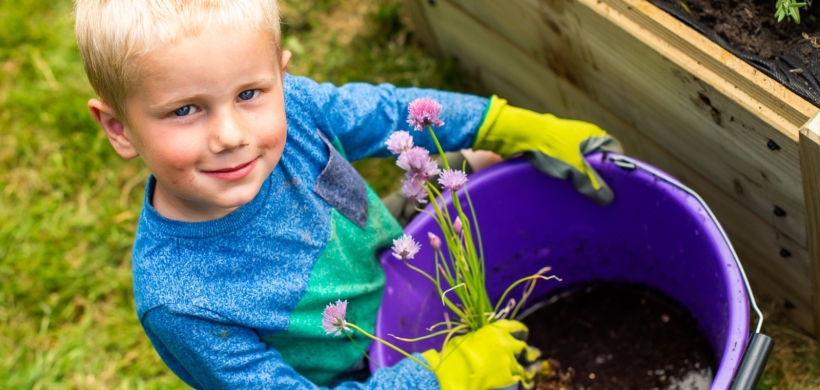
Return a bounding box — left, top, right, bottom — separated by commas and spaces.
92, 28, 291, 222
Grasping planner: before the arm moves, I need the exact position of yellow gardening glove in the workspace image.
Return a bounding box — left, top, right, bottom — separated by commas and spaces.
421, 320, 541, 390
473, 96, 623, 205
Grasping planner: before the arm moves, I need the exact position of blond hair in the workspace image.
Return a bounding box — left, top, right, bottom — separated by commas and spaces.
74, 0, 281, 121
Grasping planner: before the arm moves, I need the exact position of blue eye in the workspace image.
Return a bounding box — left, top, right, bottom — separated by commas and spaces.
238, 90, 258, 101
173, 105, 192, 116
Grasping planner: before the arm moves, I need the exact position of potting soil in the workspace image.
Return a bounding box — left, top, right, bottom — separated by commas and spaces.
521, 282, 717, 390
650, 0, 820, 107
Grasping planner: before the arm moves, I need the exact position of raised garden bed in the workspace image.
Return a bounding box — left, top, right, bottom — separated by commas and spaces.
649, 0, 820, 107
405, 0, 820, 338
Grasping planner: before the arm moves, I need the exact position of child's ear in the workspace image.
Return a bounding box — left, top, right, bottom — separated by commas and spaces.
281, 50, 291, 73
88, 99, 140, 160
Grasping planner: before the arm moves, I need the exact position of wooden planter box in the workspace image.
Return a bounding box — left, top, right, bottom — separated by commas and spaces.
405, 0, 820, 337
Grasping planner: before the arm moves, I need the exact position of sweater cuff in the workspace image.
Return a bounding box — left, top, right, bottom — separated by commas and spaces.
369, 352, 439, 389
403, 353, 439, 389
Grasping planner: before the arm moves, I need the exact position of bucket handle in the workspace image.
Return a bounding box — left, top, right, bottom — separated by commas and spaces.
608, 155, 773, 389
728, 333, 774, 390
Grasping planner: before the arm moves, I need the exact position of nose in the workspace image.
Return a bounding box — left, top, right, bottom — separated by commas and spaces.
208, 108, 249, 153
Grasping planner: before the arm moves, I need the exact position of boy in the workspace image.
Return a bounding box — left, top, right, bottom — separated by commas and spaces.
75, 0, 619, 388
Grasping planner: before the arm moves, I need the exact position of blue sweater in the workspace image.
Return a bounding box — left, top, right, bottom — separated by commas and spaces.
132, 75, 488, 389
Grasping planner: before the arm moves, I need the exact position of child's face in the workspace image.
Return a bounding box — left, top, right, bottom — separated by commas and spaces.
92, 28, 290, 221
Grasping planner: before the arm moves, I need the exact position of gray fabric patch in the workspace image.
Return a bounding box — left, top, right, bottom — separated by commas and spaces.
580, 135, 623, 155
525, 135, 622, 206
313, 131, 369, 229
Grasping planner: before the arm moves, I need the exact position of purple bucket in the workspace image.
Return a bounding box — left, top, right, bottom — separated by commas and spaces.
371, 153, 750, 390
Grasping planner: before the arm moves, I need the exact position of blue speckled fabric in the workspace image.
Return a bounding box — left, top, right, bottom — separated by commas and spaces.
132, 74, 488, 389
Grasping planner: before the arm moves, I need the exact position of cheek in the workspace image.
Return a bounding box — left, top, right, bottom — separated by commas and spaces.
256, 114, 288, 152
143, 135, 203, 177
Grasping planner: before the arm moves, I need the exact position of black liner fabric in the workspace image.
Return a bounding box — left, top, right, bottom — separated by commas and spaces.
649, 0, 820, 107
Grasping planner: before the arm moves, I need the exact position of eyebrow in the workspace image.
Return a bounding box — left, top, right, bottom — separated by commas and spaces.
148, 75, 279, 112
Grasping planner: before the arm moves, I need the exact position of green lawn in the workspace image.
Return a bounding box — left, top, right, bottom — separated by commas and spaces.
0, 0, 817, 388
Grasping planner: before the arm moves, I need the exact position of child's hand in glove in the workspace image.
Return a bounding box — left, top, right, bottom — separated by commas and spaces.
421, 319, 542, 390
473, 96, 622, 205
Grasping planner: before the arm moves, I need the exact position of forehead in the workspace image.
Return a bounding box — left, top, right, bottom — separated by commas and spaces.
129, 28, 281, 102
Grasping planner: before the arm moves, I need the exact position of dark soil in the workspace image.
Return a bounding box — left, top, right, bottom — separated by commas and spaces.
522, 283, 717, 390
672, 0, 820, 63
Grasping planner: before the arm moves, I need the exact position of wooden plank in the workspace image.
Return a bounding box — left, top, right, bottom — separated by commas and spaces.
571, 0, 809, 245
438, 0, 809, 251
413, 0, 815, 333
745, 264, 814, 334
799, 112, 820, 339
443, 0, 813, 127
403, 0, 442, 57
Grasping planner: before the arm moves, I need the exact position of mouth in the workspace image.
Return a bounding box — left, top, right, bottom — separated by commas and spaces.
202, 157, 259, 181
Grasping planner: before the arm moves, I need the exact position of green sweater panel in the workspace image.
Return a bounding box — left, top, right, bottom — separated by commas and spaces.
262, 186, 404, 385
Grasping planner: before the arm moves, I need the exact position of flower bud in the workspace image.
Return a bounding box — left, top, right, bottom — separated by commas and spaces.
428, 232, 442, 251
453, 217, 463, 234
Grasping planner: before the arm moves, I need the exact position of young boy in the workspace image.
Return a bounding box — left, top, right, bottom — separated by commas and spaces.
75, 0, 619, 388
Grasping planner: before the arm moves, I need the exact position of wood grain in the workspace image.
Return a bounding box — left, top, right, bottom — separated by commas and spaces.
403, 0, 442, 57
799, 112, 820, 338
442, 0, 809, 247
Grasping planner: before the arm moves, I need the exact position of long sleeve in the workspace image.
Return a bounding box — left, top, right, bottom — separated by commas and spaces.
142, 305, 439, 389
291, 75, 490, 161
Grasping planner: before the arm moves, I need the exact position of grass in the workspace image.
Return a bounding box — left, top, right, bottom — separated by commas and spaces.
757, 300, 820, 389
0, 0, 816, 388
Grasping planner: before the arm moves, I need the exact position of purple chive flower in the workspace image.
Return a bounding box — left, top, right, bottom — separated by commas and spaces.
428, 232, 442, 251
397, 147, 432, 173
438, 169, 468, 191
419, 159, 440, 180
322, 300, 351, 336
453, 217, 463, 234
407, 97, 445, 131
402, 175, 429, 204
385, 131, 414, 155
392, 234, 421, 260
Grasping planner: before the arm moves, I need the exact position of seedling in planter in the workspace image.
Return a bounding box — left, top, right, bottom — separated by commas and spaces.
775, 0, 807, 24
